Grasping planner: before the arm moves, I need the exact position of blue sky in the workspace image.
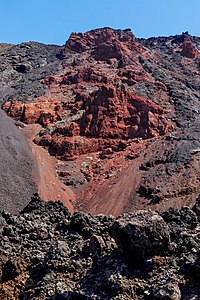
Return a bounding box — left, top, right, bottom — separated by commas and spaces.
0, 0, 199, 45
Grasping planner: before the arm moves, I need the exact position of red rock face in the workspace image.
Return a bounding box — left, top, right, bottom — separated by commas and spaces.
2, 97, 65, 127
180, 37, 199, 59
32, 84, 171, 159
172, 34, 199, 59
79, 85, 171, 139
62, 27, 144, 60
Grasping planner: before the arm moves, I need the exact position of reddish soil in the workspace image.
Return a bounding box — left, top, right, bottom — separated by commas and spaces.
22, 124, 75, 212
80, 156, 142, 216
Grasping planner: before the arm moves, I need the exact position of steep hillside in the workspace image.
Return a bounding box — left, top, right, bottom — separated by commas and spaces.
0, 109, 38, 213
1, 28, 200, 215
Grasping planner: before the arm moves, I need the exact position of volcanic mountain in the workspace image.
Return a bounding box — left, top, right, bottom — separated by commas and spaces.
0, 28, 200, 215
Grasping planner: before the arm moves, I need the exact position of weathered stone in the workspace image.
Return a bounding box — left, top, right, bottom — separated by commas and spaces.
110, 210, 170, 261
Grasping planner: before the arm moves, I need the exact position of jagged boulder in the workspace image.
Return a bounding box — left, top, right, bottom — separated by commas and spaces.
110, 210, 170, 261
180, 37, 199, 58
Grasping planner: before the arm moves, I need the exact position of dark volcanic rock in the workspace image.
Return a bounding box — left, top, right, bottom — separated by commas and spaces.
0, 197, 200, 299
0, 42, 61, 102
0, 109, 38, 213
110, 210, 170, 261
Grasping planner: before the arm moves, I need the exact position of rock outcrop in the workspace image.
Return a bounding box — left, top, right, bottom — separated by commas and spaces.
180, 38, 199, 58
0, 196, 200, 299
3, 97, 64, 127
110, 210, 170, 261
62, 27, 144, 59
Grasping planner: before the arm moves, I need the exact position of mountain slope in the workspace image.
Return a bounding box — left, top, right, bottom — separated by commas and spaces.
0, 28, 200, 215
0, 109, 38, 213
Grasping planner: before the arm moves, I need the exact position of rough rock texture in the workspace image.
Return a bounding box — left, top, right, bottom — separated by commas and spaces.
1, 28, 200, 215
180, 36, 199, 58
2, 97, 64, 127
110, 210, 170, 261
0, 41, 61, 101
0, 109, 38, 214
0, 196, 200, 299
1, 28, 172, 157
61, 27, 144, 59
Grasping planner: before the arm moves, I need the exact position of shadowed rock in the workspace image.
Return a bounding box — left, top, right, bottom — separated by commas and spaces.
110, 210, 170, 261
0, 109, 38, 213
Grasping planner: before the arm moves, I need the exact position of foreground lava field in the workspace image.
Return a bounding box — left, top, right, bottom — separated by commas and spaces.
0, 195, 200, 299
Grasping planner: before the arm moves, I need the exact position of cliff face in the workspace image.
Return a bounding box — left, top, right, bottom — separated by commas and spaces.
1, 28, 200, 215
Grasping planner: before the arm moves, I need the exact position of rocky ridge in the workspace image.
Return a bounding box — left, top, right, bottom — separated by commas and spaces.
0, 195, 200, 299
